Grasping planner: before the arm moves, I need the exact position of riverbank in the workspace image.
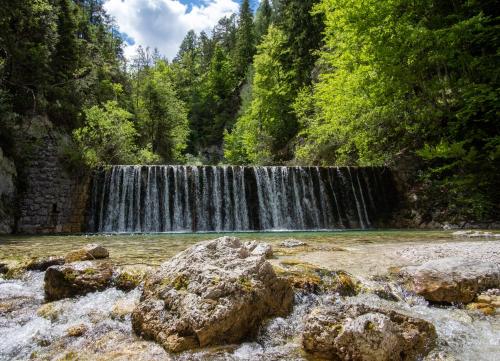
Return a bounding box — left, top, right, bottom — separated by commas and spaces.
1, 230, 499, 360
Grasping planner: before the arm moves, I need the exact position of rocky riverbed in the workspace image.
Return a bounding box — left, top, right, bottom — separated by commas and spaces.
1, 231, 499, 360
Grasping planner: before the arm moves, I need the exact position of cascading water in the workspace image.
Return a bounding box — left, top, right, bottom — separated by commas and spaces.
87, 166, 397, 233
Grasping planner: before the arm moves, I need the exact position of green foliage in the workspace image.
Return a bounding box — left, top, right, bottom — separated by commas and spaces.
72, 101, 138, 168
2, 0, 498, 223
134, 60, 189, 163
296, 0, 500, 221
255, 0, 273, 41
234, 0, 255, 77
0, 0, 57, 114
0, 0, 127, 129
274, 0, 324, 86
225, 26, 296, 164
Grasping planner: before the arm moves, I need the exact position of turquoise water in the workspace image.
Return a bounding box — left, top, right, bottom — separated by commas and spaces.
0, 230, 453, 266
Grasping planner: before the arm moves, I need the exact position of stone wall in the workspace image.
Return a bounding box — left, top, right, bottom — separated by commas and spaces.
16, 135, 90, 234
0, 147, 16, 233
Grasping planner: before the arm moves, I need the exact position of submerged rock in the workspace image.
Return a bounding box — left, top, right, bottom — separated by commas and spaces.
66, 324, 88, 337
37, 302, 62, 321
26, 256, 65, 271
44, 261, 114, 301
64, 244, 109, 263
302, 302, 437, 361
465, 289, 500, 316
452, 230, 500, 238
398, 257, 500, 303
280, 239, 307, 248
132, 237, 293, 352
111, 298, 138, 320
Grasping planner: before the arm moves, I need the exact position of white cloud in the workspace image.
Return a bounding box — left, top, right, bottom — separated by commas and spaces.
104, 0, 240, 60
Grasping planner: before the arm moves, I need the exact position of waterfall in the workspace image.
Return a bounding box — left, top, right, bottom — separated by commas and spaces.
87, 166, 397, 233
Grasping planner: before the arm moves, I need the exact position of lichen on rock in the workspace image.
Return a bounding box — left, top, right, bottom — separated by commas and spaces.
131, 237, 293, 352
302, 302, 437, 361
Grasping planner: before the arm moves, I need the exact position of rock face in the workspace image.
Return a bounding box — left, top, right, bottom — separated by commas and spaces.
302, 303, 437, 361
132, 237, 293, 352
44, 261, 114, 301
64, 244, 109, 263
398, 257, 500, 303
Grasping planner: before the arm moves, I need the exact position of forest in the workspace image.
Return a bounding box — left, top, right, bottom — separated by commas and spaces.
0, 0, 499, 224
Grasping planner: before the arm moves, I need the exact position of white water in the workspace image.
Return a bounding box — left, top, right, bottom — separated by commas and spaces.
88, 166, 396, 233
1, 273, 498, 360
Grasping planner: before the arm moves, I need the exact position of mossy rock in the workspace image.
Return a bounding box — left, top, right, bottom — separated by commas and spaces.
276, 260, 360, 295
44, 262, 114, 301
466, 302, 496, 316
37, 303, 61, 321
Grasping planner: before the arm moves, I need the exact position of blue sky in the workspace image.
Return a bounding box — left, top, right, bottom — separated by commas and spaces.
104, 0, 261, 60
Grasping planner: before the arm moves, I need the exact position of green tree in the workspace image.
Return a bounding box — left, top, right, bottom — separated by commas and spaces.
73, 101, 138, 167
298, 0, 500, 222
0, 0, 57, 115
135, 61, 189, 163
47, 0, 82, 126
275, 0, 324, 86
234, 0, 255, 77
201, 45, 238, 147
225, 26, 296, 164
255, 0, 273, 41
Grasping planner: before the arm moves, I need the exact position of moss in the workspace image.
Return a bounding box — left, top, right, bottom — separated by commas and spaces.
5, 267, 25, 279
466, 302, 496, 316
238, 276, 253, 292
280, 259, 305, 267
275, 261, 360, 296
333, 271, 360, 296
159, 277, 171, 287
328, 323, 344, 336
115, 270, 144, 290
365, 321, 375, 331
83, 268, 97, 275
63, 269, 78, 282
172, 274, 189, 291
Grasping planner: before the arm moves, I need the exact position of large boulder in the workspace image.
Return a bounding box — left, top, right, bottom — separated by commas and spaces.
302, 302, 436, 361
64, 244, 109, 263
44, 261, 114, 301
131, 237, 293, 352
398, 257, 500, 303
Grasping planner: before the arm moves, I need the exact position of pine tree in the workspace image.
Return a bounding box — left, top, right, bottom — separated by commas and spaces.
234, 0, 255, 77
255, 0, 273, 42
276, 0, 324, 86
